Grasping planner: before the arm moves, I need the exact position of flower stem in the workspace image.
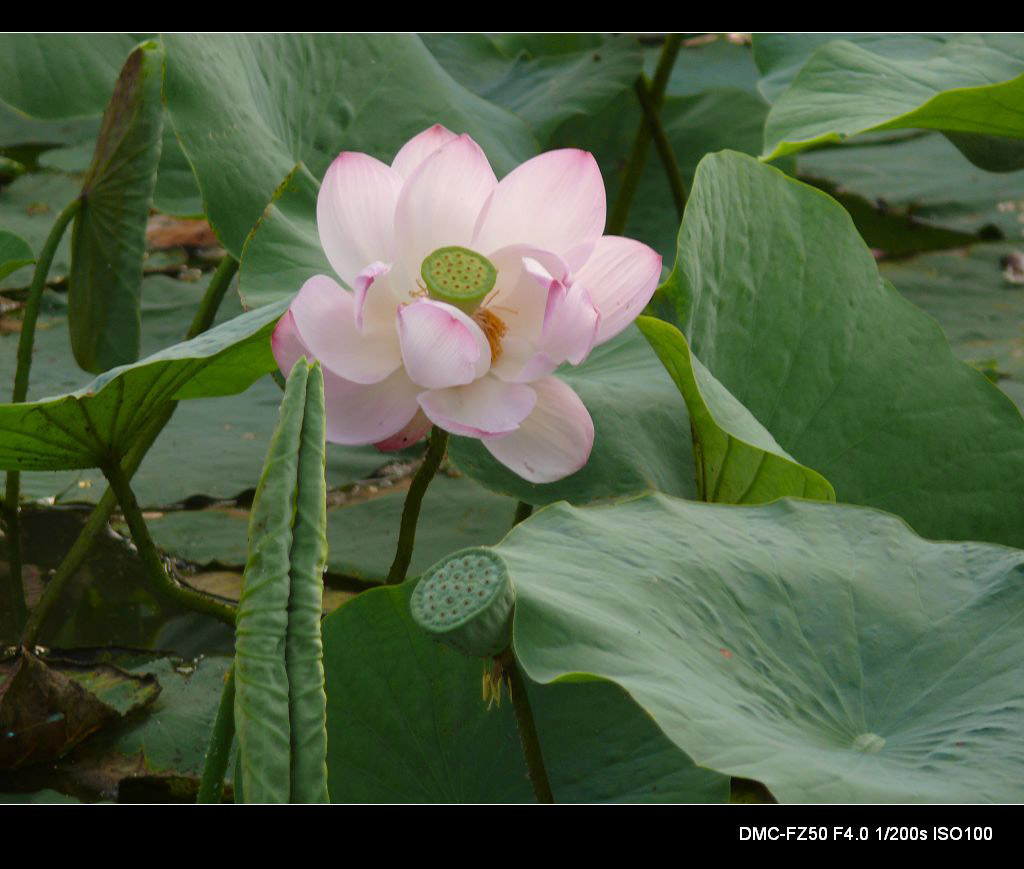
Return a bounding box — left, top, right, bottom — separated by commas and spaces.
634, 75, 687, 219
19, 255, 238, 647
513, 501, 533, 526
186, 254, 239, 339
498, 648, 554, 803
197, 663, 236, 804
385, 427, 449, 584
2, 197, 82, 640
606, 33, 683, 236
103, 459, 237, 628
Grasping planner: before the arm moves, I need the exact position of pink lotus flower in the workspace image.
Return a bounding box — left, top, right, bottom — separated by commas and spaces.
272, 125, 661, 483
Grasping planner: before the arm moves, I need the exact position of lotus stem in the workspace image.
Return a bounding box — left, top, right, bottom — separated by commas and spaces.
102, 459, 236, 628
2, 197, 82, 639
634, 75, 687, 219
607, 33, 683, 235
197, 664, 236, 804
386, 426, 449, 584
498, 648, 555, 803
186, 254, 238, 339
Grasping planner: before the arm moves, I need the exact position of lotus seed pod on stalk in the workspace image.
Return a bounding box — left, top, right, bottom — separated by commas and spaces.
410, 547, 515, 658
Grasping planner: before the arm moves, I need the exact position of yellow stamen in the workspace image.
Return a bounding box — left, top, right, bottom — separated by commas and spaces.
473, 307, 507, 362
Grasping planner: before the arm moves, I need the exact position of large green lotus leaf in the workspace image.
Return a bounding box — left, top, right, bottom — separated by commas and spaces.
0, 230, 33, 280
0, 296, 287, 472
798, 133, 1024, 241
321, 581, 728, 803
761, 35, 1024, 162
637, 316, 834, 504
0, 171, 82, 290
425, 34, 642, 144
655, 150, 1024, 548
237, 164, 327, 308
162, 33, 538, 256
449, 326, 698, 507
500, 493, 1024, 803
0, 279, 395, 505
142, 473, 514, 582
0, 34, 143, 119
882, 243, 1024, 412
753, 34, 948, 103
152, 123, 204, 219
69, 41, 165, 373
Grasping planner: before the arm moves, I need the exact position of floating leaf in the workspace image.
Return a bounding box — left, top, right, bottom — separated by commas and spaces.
16, 654, 235, 801
882, 243, 1024, 412
143, 474, 514, 583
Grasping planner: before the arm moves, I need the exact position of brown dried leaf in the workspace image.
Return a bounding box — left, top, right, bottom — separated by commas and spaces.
0, 651, 160, 770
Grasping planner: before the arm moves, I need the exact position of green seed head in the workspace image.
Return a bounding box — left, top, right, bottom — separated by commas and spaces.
420, 246, 497, 313
410, 547, 515, 658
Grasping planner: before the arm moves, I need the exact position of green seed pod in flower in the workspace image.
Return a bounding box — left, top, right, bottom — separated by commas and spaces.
420, 246, 497, 313
410, 547, 515, 658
